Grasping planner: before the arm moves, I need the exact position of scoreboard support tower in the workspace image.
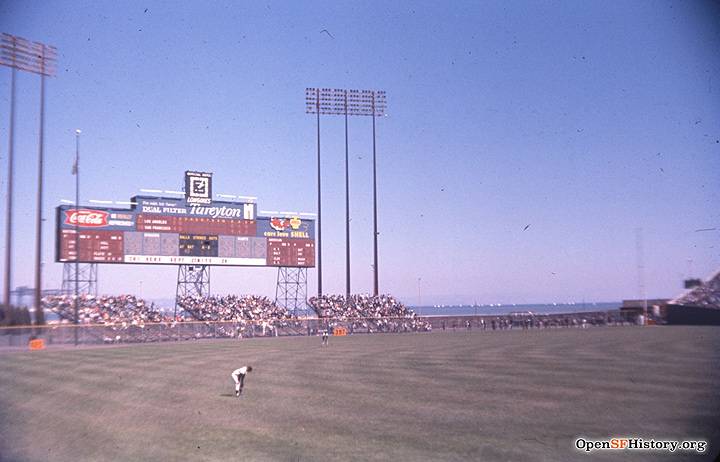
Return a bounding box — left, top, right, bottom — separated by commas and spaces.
275, 267, 308, 317
174, 265, 210, 318
61, 263, 97, 296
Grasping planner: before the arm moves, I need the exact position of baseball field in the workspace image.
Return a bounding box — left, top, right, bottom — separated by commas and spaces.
1, 326, 719, 461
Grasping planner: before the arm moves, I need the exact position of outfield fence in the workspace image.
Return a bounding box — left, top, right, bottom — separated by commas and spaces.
0, 317, 425, 348
0, 310, 631, 349
0, 318, 317, 348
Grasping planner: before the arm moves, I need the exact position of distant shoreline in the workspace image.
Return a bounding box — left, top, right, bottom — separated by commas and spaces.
411, 302, 620, 316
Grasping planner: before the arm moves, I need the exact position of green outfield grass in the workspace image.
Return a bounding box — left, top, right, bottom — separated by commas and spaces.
1, 326, 719, 461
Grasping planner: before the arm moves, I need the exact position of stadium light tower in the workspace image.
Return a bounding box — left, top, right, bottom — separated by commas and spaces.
0, 33, 57, 322
305, 88, 387, 299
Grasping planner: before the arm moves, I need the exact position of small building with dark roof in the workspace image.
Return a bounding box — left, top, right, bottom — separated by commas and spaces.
620, 299, 670, 323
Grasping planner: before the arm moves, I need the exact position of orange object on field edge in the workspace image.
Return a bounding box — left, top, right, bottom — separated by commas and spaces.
29, 338, 45, 350
333, 327, 347, 336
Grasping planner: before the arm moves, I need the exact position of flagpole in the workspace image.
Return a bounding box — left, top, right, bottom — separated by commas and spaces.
74, 129, 80, 346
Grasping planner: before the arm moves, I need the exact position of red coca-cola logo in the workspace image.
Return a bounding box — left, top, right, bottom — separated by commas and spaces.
270, 217, 291, 231
64, 209, 109, 227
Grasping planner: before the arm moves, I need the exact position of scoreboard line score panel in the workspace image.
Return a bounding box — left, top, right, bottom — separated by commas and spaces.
56, 197, 315, 268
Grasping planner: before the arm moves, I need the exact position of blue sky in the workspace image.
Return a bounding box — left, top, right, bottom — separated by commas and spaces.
1, 1, 718, 305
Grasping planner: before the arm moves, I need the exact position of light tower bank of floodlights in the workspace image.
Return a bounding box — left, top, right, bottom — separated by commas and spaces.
305, 88, 386, 300
1, 32, 57, 325
55, 171, 316, 319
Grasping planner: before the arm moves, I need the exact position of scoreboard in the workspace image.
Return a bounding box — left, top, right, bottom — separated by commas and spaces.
56, 196, 315, 267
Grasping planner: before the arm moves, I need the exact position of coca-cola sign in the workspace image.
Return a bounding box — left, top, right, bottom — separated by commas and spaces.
64, 209, 110, 227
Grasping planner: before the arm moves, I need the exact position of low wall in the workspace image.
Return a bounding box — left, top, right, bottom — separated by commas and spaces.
666, 305, 720, 326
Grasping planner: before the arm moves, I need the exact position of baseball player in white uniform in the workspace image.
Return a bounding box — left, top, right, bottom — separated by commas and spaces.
231, 366, 253, 396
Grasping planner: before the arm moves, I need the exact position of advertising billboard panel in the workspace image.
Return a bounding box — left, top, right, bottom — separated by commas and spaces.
56, 195, 314, 268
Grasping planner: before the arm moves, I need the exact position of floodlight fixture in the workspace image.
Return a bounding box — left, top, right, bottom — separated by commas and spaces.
305, 88, 386, 117
0, 33, 57, 76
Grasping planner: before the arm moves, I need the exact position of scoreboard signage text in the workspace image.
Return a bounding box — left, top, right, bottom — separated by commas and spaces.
137, 197, 255, 220
258, 217, 313, 239
184, 171, 212, 204
56, 196, 313, 268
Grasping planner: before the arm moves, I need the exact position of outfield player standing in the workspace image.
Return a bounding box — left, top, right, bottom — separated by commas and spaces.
231, 366, 253, 396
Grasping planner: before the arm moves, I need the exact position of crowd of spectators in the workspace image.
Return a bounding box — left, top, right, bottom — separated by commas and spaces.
35, 290, 636, 345
177, 295, 290, 322
176, 295, 297, 337
42, 294, 173, 343
672, 271, 720, 309
42, 294, 170, 326
431, 311, 627, 331
41, 294, 300, 341
309, 294, 432, 333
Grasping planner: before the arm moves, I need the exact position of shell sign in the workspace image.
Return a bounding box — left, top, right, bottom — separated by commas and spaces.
270, 217, 303, 231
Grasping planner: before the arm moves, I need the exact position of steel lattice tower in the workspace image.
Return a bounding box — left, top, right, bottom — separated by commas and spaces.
275, 267, 308, 317
61, 263, 97, 296
175, 265, 210, 318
